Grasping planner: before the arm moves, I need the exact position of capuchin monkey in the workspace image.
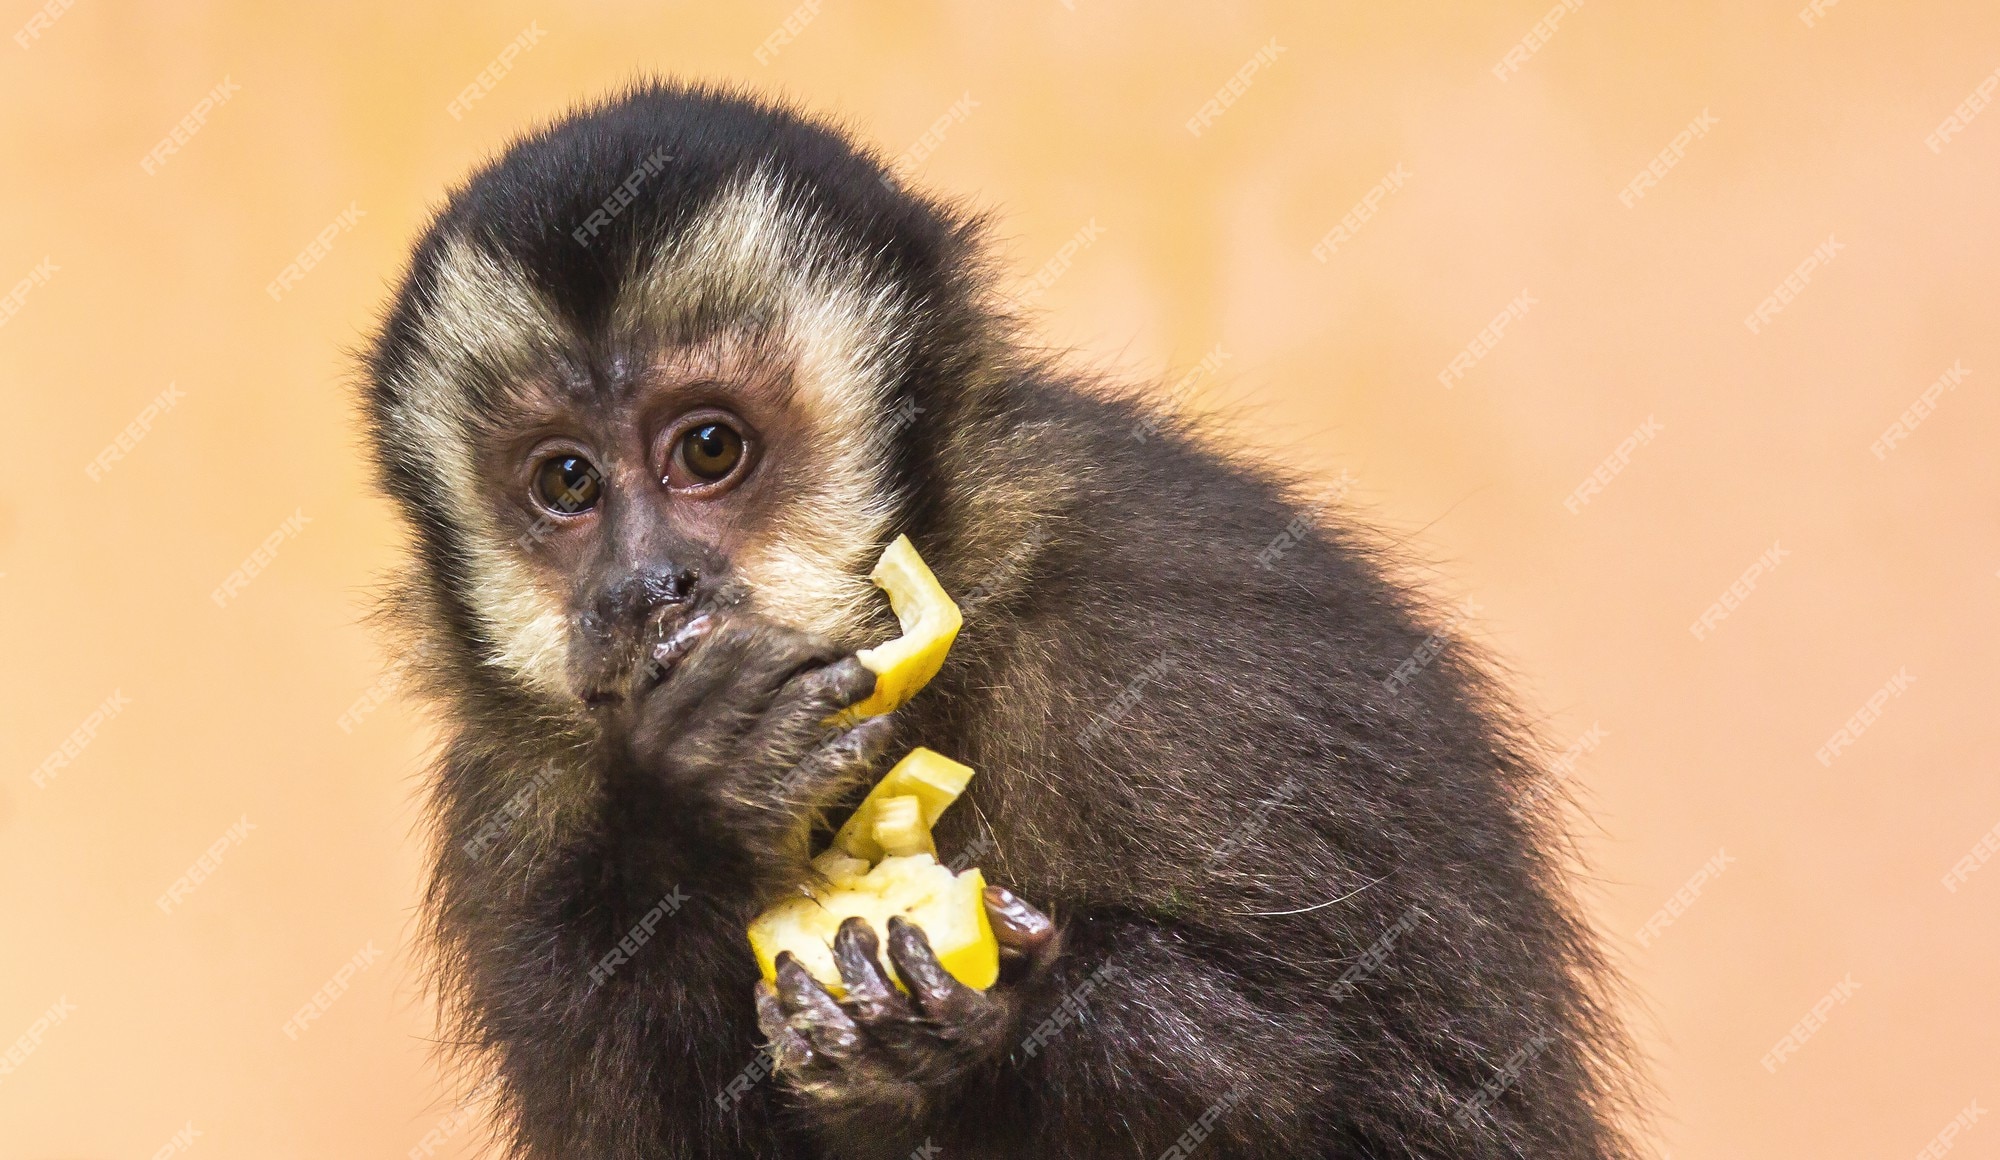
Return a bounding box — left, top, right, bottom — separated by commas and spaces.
363, 84, 1633, 1159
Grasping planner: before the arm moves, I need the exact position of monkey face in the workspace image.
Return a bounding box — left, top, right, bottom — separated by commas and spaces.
371, 172, 931, 709
470, 333, 853, 706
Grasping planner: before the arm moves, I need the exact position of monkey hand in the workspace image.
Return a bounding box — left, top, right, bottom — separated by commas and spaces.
614, 611, 896, 862
754, 885, 1059, 1143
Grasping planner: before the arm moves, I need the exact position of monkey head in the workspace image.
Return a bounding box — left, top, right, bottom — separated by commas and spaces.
364, 92, 1029, 774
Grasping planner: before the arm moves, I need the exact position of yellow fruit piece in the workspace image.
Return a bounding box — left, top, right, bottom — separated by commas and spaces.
831, 747, 974, 863
836, 535, 962, 723
747, 852, 998, 995
872, 795, 936, 859
748, 750, 992, 994
748, 535, 990, 996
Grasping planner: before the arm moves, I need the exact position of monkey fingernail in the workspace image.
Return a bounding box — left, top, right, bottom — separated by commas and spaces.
984, 885, 1055, 949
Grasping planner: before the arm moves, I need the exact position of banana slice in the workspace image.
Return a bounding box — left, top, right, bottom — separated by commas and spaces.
836, 534, 962, 723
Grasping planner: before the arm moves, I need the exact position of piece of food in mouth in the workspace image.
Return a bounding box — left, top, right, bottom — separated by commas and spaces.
747, 748, 995, 993
834, 534, 963, 724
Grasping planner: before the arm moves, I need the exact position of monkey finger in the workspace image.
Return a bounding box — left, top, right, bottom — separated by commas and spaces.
831, 918, 911, 1023
754, 980, 817, 1072
790, 655, 878, 719
638, 617, 836, 753
630, 616, 760, 733
772, 715, 896, 807
745, 657, 878, 764
984, 885, 1060, 974
775, 953, 864, 1060
984, 885, 1055, 951
820, 713, 897, 767
702, 620, 845, 727
884, 916, 981, 1022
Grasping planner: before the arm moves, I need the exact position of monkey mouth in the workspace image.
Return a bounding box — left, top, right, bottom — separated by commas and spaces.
579, 609, 716, 710
641, 612, 714, 688
570, 575, 745, 709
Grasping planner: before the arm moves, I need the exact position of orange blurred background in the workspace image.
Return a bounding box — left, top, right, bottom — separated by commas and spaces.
4, 2, 1997, 1156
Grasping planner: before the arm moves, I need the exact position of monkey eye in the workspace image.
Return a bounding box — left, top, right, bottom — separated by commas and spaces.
532, 454, 603, 514
668, 421, 746, 488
